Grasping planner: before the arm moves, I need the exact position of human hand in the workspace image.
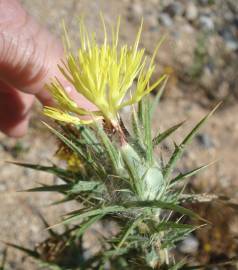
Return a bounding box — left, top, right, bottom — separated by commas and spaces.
0, 0, 92, 137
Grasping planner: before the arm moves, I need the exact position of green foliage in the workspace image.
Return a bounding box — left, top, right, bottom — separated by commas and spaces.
8, 93, 221, 269
187, 33, 208, 79
0, 248, 7, 270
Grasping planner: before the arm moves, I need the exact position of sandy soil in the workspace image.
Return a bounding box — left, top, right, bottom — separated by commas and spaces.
0, 0, 238, 269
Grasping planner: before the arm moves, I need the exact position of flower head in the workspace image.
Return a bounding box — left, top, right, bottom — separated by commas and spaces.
44, 17, 166, 126
56, 144, 82, 172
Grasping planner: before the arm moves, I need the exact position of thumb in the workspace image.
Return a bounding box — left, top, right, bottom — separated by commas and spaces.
0, 0, 63, 137
0, 0, 64, 97
0, 0, 95, 137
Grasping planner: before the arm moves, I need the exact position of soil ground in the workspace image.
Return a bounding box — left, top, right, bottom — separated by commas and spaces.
0, 0, 238, 269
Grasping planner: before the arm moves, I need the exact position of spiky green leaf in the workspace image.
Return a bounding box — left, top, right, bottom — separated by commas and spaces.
163, 102, 221, 181
8, 162, 75, 182
170, 162, 215, 185
123, 200, 199, 219
73, 214, 104, 238
151, 76, 168, 116
153, 121, 185, 147
95, 123, 120, 173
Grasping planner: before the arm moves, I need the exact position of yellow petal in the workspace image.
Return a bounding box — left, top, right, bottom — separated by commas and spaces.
43, 107, 93, 125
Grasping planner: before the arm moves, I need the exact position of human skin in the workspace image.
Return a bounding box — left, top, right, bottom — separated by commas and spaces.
0, 0, 92, 137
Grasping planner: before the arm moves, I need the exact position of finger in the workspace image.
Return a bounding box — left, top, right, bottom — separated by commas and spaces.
0, 0, 96, 138
0, 0, 64, 96
0, 80, 34, 137
0, 0, 62, 137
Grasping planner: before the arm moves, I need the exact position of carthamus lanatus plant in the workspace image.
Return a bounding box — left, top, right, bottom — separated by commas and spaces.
9, 18, 220, 269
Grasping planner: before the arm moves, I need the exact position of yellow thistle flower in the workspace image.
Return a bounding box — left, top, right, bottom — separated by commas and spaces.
56, 145, 82, 172
44, 17, 167, 126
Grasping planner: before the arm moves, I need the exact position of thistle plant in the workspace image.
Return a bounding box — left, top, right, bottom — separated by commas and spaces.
9, 18, 221, 269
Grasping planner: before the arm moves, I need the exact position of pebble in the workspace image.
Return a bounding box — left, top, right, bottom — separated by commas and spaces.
224, 11, 234, 22
185, 2, 198, 21
234, 18, 238, 28
181, 24, 195, 34
218, 28, 233, 40
0, 183, 6, 192
146, 15, 159, 31
196, 133, 214, 148
198, 0, 209, 5
178, 235, 199, 254
225, 39, 238, 51
219, 28, 238, 51
159, 13, 173, 27
128, 2, 143, 21
199, 15, 215, 31
201, 67, 215, 90
163, 2, 184, 17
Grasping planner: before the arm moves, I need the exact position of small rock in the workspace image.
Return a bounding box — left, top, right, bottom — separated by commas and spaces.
128, 2, 143, 21
219, 28, 238, 51
217, 81, 230, 99
185, 2, 198, 21
224, 11, 234, 23
0, 183, 6, 192
225, 39, 238, 51
150, 0, 159, 4
201, 67, 215, 90
181, 24, 195, 34
199, 15, 215, 31
196, 133, 214, 148
198, 0, 211, 5
178, 235, 199, 254
159, 13, 173, 27
198, 0, 207, 4
163, 2, 184, 17
146, 13, 159, 31
83, 249, 92, 260
147, 16, 158, 31
218, 28, 233, 40
234, 18, 238, 28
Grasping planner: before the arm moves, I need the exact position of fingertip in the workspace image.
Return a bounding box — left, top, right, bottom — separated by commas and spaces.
1, 115, 30, 138
36, 89, 54, 106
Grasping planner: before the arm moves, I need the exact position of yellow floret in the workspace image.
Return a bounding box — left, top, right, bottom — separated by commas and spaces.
44, 16, 166, 126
